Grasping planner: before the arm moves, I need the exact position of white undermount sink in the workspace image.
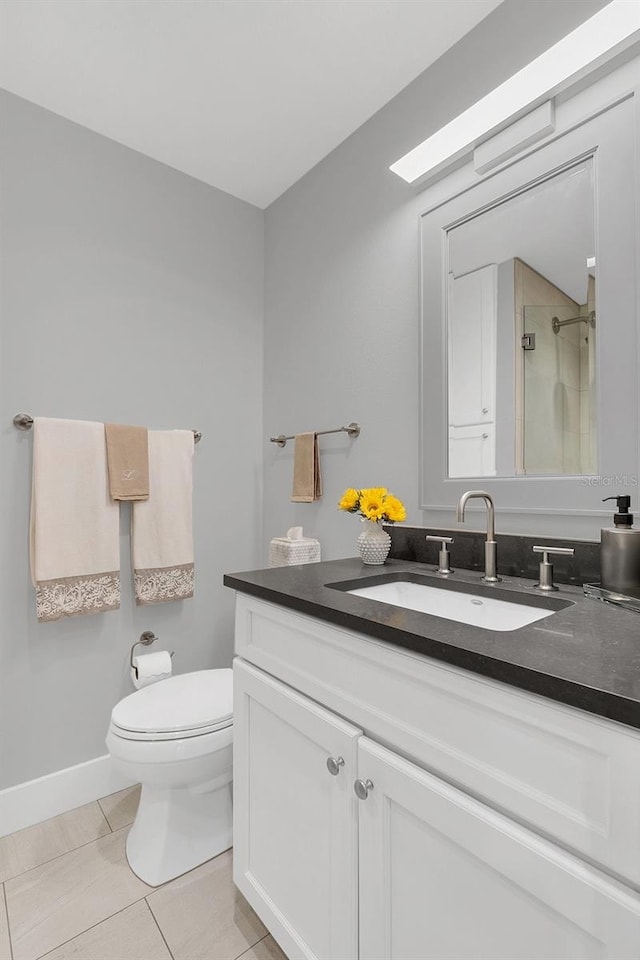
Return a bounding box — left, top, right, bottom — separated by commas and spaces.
344, 578, 570, 631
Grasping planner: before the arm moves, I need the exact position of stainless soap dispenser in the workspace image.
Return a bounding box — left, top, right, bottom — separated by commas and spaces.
600, 495, 640, 594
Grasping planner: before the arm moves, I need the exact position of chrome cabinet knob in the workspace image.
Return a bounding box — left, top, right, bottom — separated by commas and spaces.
326, 756, 345, 776
354, 778, 374, 800
482, 407, 489, 414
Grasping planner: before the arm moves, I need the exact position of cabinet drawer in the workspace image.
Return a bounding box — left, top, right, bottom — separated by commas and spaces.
235, 594, 640, 886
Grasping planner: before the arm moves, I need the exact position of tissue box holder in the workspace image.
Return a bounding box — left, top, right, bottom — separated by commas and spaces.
269, 538, 321, 568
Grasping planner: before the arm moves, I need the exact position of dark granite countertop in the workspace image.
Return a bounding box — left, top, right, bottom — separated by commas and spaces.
224, 557, 640, 730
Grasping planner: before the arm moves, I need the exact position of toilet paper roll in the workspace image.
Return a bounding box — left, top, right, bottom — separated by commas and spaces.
131, 650, 173, 689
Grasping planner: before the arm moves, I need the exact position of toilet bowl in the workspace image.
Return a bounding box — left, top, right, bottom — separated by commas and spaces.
106, 668, 233, 886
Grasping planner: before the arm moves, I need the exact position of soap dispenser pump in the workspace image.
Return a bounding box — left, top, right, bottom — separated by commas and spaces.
600, 495, 640, 594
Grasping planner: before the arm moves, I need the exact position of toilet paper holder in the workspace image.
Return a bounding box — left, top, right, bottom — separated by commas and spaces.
130, 630, 175, 679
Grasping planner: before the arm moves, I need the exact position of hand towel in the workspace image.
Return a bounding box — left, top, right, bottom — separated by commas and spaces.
29, 418, 120, 622
291, 432, 323, 502
131, 430, 195, 604
105, 423, 150, 501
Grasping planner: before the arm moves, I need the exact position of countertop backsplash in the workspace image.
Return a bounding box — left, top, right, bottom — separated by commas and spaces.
385, 524, 600, 587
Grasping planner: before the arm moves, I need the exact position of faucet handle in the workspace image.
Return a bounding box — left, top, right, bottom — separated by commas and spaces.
532, 545, 574, 592
532, 545, 575, 560
426, 535, 454, 575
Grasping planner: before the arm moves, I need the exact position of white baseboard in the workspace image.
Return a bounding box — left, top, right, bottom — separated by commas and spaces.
0, 755, 135, 837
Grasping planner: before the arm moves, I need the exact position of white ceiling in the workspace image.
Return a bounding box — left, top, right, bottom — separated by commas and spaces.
0, 0, 502, 208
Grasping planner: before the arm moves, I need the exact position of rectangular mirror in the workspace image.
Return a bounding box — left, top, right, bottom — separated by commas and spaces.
446, 159, 596, 478
420, 75, 638, 536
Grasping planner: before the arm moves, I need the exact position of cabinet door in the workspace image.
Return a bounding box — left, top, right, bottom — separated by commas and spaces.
448, 265, 497, 427
448, 423, 496, 478
358, 737, 640, 960
233, 659, 360, 960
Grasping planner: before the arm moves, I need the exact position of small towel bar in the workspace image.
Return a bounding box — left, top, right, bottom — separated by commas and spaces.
269, 421, 360, 448
13, 413, 202, 443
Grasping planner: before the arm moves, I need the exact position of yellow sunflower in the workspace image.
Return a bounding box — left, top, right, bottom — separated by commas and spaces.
383, 494, 406, 523
338, 488, 360, 512
359, 487, 388, 521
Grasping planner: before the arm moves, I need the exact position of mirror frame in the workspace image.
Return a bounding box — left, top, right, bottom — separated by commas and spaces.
419, 64, 639, 538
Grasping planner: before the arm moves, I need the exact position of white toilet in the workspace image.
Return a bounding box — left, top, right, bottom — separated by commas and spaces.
106, 668, 233, 886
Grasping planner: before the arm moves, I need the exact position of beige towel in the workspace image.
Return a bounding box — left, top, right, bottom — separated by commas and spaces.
105, 423, 150, 501
30, 418, 120, 622
131, 430, 195, 604
291, 432, 323, 502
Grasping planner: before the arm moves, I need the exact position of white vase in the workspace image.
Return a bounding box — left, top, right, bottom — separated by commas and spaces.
357, 520, 391, 565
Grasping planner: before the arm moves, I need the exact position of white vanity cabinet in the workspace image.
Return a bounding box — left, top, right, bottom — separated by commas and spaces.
232, 594, 640, 960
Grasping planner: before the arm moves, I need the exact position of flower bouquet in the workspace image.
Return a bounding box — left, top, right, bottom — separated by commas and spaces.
338, 487, 406, 564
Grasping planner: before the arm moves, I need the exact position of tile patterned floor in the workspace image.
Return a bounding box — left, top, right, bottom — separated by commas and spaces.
0, 787, 287, 960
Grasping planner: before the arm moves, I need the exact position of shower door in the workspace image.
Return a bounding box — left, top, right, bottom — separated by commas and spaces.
521, 299, 596, 476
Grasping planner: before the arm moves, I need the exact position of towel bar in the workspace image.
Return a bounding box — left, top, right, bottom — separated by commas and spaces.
270, 421, 360, 448
13, 413, 202, 443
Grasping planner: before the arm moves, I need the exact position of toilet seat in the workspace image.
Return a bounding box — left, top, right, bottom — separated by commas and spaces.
111, 668, 232, 742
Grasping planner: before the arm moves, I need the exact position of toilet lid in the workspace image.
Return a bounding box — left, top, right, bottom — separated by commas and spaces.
111, 669, 233, 739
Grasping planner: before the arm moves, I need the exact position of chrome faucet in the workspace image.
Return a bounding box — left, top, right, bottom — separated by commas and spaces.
456, 490, 501, 583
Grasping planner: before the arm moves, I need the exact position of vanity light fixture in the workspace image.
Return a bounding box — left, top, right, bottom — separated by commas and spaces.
390, 0, 640, 186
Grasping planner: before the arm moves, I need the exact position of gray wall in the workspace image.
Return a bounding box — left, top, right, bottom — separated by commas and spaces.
263, 0, 609, 558
0, 0, 613, 790
0, 92, 264, 788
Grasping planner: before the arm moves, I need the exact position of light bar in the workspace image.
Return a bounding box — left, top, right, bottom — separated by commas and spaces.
390, 0, 640, 185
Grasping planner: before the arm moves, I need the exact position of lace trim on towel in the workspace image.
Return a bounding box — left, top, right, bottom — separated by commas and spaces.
134, 563, 195, 605
36, 572, 121, 622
